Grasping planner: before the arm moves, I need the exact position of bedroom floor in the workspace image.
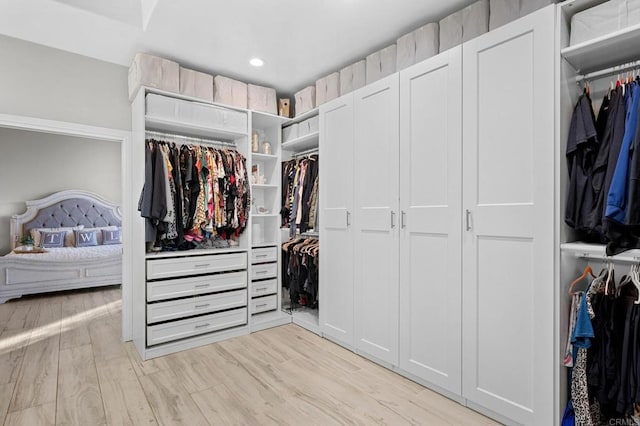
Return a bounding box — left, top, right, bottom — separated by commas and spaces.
0, 288, 497, 425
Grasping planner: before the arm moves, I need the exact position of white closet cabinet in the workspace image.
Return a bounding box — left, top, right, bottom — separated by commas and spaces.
461, 6, 554, 425
398, 47, 462, 395
353, 75, 400, 365
319, 96, 355, 347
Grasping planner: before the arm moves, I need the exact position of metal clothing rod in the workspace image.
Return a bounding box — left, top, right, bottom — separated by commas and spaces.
292, 147, 319, 158
574, 251, 640, 264
576, 59, 640, 83
145, 130, 236, 147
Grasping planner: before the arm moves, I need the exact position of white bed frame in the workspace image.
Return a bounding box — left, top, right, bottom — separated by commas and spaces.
0, 190, 122, 303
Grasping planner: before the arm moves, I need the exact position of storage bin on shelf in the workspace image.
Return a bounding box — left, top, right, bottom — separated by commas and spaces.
396, 23, 439, 70
366, 44, 397, 84
248, 84, 277, 114
315, 73, 340, 106
213, 75, 248, 109
570, 0, 631, 46
294, 86, 316, 116
462, 0, 489, 42
128, 53, 180, 100
339, 60, 366, 96
179, 67, 214, 102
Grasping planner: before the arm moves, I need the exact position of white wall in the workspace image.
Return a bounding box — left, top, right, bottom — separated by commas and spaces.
0, 128, 122, 255
0, 34, 130, 131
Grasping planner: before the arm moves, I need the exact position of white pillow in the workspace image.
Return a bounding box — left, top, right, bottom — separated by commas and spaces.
30, 225, 84, 247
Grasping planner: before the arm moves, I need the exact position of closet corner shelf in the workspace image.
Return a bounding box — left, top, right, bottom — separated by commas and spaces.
251, 184, 278, 189
285, 108, 319, 126
561, 23, 640, 73
561, 242, 640, 262
145, 115, 246, 141
252, 111, 291, 128
281, 132, 319, 153
251, 153, 279, 161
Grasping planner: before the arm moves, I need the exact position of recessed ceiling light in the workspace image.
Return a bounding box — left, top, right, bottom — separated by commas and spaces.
250, 58, 264, 67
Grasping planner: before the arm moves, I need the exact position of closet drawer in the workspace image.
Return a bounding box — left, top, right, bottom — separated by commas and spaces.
147, 289, 247, 324
251, 279, 277, 298
251, 295, 277, 314
147, 252, 247, 280
146, 271, 247, 302
147, 307, 247, 346
251, 247, 277, 264
251, 263, 277, 281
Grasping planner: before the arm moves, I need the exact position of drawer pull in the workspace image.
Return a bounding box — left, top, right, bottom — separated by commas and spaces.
195, 304, 210, 309
256, 303, 268, 308
256, 287, 267, 292
195, 284, 210, 288
194, 264, 210, 268
256, 254, 268, 258
256, 271, 268, 275
194, 323, 210, 329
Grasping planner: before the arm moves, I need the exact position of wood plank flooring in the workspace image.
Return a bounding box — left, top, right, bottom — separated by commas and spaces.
0, 287, 499, 425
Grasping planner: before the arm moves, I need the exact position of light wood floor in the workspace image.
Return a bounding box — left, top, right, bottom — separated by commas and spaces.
0, 287, 499, 425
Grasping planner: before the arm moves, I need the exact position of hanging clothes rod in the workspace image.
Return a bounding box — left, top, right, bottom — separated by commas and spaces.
575, 59, 640, 83
145, 130, 237, 147
292, 147, 319, 158
573, 251, 640, 264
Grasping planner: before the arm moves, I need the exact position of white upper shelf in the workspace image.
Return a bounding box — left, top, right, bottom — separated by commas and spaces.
281, 132, 319, 153
284, 108, 319, 126
145, 115, 246, 141
561, 24, 640, 73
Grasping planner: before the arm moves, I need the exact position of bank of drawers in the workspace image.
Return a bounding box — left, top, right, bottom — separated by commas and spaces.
146, 251, 248, 347
250, 246, 278, 315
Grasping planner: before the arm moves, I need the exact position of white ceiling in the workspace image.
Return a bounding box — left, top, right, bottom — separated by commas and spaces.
0, 0, 476, 94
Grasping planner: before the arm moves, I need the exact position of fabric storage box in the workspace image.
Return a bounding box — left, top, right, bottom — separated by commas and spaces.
397, 23, 439, 70
366, 44, 397, 84
439, 10, 463, 52
248, 84, 277, 114
179, 67, 214, 102
570, 0, 627, 46
462, 0, 489, 42
282, 124, 299, 142
630, 0, 640, 26
315, 72, 340, 106
294, 86, 316, 116
339, 60, 366, 96
146, 94, 247, 134
490, 0, 520, 30
415, 23, 439, 63
520, 0, 556, 16
128, 53, 179, 100
298, 116, 319, 137
213, 76, 248, 109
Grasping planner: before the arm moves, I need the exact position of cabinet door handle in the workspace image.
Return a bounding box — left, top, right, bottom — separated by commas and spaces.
346, 211, 351, 227
255, 287, 267, 292
256, 303, 267, 308
391, 211, 396, 228
194, 264, 210, 268
466, 209, 472, 231
401, 211, 406, 229
195, 303, 210, 309
256, 254, 268, 258
195, 284, 210, 289
194, 323, 210, 329
256, 270, 268, 275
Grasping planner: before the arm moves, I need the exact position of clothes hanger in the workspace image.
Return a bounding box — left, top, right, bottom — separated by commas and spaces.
604, 260, 615, 295
631, 263, 640, 304
568, 265, 596, 295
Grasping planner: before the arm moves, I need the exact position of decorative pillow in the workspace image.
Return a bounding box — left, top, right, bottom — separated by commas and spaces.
30, 225, 84, 247
74, 230, 98, 247
40, 231, 66, 248
83, 226, 119, 245
101, 228, 122, 245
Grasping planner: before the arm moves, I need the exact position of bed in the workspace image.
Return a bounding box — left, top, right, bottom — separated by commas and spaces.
0, 190, 122, 303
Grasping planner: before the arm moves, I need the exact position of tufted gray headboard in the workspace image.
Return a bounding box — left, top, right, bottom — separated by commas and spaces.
10, 190, 122, 249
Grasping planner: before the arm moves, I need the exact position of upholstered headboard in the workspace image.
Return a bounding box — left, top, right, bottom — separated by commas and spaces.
10, 190, 122, 249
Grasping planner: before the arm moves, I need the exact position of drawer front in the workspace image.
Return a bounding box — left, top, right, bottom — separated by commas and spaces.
147, 289, 247, 324
146, 271, 247, 302
147, 307, 247, 346
251, 263, 277, 281
251, 279, 278, 298
147, 252, 247, 280
251, 247, 278, 264
251, 295, 277, 314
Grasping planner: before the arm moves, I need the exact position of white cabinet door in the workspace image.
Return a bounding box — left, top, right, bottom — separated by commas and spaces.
462, 6, 555, 425
353, 75, 400, 365
399, 47, 462, 394
319, 95, 355, 347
